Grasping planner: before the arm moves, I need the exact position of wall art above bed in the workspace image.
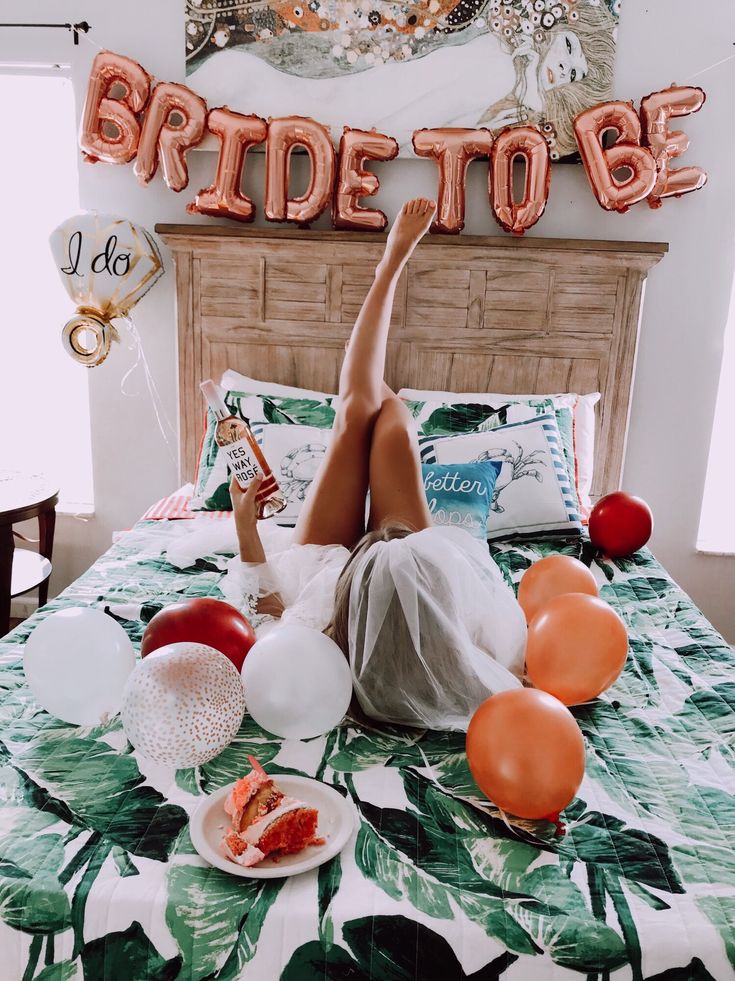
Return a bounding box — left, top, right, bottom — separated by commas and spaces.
185, 0, 621, 160
78, 46, 707, 234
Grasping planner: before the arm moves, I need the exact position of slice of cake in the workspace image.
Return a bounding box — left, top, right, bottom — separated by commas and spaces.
221, 756, 323, 868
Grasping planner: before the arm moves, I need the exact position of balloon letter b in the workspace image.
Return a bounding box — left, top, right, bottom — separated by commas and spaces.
134, 82, 207, 192
490, 125, 551, 235
79, 51, 151, 164
189, 109, 267, 221
640, 85, 707, 209
574, 101, 656, 212
412, 127, 494, 233
265, 116, 336, 225
333, 128, 398, 231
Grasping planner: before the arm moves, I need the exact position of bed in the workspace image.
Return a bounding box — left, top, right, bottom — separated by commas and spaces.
0, 228, 733, 981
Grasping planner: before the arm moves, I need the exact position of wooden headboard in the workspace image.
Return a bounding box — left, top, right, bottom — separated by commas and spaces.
156, 225, 666, 499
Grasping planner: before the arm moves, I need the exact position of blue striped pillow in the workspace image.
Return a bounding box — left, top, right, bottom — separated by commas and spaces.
419, 414, 582, 541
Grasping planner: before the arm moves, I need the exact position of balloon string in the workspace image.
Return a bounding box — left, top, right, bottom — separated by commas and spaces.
77, 30, 106, 54
76, 25, 734, 86
686, 52, 735, 82
120, 315, 178, 466
76, 32, 162, 89
416, 746, 536, 843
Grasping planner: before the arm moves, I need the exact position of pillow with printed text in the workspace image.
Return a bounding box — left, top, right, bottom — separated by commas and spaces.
400, 387, 599, 518
419, 414, 583, 541
422, 461, 502, 540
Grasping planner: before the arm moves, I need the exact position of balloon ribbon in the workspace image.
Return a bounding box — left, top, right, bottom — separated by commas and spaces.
541, 811, 567, 837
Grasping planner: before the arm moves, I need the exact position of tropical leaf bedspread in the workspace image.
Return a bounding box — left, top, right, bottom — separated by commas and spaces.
0, 519, 733, 981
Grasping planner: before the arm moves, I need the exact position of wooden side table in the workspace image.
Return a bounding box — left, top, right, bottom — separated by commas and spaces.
0, 472, 59, 638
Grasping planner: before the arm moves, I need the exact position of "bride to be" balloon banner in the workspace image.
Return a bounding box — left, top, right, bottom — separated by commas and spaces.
79, 50, 707, 236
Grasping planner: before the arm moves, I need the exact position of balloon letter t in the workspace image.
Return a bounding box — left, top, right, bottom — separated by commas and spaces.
413, 127, 494, 233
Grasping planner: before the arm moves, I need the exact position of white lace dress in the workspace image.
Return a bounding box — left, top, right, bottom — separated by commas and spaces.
165, 519, 349, 634
165, 518, 527, 730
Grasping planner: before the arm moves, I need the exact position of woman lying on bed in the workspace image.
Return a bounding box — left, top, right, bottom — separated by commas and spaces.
229, 199, 526, 730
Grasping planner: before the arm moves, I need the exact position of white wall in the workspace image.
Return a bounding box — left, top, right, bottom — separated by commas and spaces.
4, 0, 735, 639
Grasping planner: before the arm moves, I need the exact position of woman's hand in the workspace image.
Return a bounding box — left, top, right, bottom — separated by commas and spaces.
231, 475, 267, 563
230, 475, 284, 616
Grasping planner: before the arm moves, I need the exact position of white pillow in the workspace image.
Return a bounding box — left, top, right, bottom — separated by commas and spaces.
221, 369, 336, 402
418, 414, 583, 541
250, 422, 333, 526
400, 386, 599, 514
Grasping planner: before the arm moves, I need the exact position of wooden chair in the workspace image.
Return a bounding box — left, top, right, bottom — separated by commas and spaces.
0, 473, 59, 637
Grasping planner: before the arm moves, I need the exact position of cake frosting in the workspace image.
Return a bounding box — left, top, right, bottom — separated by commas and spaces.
221, 756, 323, 868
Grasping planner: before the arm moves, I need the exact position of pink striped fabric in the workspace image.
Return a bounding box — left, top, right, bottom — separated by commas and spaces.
141, 491, 230, 521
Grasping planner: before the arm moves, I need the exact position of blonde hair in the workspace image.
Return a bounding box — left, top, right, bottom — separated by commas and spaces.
480, 5, 617, 157
326, 524, 412, 656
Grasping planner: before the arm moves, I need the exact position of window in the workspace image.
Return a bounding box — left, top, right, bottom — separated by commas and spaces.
698, 273, 735, 553
0, 71, 93, 510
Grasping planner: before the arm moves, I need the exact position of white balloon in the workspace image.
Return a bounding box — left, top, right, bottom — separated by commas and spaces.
121, 642, 245, 767
241, 625, 352, 739
24, 607, 135, 726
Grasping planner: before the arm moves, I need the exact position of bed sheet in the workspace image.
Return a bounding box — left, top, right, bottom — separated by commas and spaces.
0, 519, 732, 981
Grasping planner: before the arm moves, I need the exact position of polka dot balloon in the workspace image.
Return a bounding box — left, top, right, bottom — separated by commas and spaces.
121, 642, 245, 768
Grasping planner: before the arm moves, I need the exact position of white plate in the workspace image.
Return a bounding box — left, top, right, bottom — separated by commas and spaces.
189, 774, 357, 878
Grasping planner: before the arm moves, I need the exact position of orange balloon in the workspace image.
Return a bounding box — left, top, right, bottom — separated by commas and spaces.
518, 555, 598, 624
466, 689, 585, 820
526, 593, 627, 706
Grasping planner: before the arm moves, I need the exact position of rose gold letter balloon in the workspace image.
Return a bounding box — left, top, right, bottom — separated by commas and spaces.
641, 85, 707, 209
526, 592, 628, 706
79, 51, 151, 164
412, 128, 494, 233
518, 555, 598, 624
466, 689, 585, 821
189, 109, 267, 221
265, 116, 336, 225
490, 125, 551, 235
333, 128, 398, 231
134, 82, 207, 192
573, 101, 656, 212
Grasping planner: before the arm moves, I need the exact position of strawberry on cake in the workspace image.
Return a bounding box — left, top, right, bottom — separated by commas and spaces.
222, 756, 323, 867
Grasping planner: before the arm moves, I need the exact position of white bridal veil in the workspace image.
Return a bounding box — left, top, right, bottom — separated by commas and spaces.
346, 527, 527, 730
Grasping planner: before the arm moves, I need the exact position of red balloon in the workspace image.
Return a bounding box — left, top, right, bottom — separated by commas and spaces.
588, 492, 653, 558
141, 598, 255, 671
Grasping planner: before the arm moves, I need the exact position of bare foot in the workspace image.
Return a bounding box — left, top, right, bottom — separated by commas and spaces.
381, 198, 436, 275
